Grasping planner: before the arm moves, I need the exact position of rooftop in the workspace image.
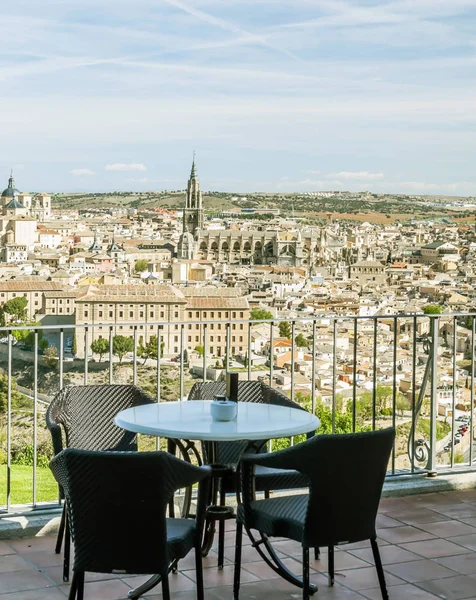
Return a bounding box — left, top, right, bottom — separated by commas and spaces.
3, 489, 476, 599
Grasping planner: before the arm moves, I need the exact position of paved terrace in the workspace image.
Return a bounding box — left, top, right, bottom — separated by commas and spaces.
2, 490, 476, 599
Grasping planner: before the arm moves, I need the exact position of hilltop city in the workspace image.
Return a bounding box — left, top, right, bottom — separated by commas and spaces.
1, 159, 476, 468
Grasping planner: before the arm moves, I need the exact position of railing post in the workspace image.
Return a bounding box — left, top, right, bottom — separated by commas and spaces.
427, 316, 438, 476
6, 330, 12, 512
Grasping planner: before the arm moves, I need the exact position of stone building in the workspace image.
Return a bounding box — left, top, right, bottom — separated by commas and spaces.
74, 284, 250, 358
1, 172, 51, 222
177, 159, 334, 268
348, 259, 386, 285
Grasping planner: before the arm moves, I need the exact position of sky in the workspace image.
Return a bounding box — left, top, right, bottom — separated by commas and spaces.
1, 0, 476, 195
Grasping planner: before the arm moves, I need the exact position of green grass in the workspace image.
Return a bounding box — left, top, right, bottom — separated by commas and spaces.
0, 464, 58, 506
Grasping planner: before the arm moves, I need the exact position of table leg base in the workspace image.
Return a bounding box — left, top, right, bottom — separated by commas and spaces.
127, 574, 161, 599
246, 527, 318, 595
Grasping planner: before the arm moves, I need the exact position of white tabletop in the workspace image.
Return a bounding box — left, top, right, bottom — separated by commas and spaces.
115, 401, 319, 442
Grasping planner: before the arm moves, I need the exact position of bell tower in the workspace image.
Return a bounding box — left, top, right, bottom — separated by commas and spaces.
183, 154, 204, 234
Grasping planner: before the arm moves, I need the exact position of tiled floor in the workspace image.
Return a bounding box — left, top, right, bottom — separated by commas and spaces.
2, 490, 476, 599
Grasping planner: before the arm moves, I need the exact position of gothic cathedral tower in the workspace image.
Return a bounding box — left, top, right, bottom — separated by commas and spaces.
182, 155, 204, 234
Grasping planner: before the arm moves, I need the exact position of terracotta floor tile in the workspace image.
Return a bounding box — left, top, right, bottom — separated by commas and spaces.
0, 554, 34, 574
331, 566, 402, 590
0, 589, 68, 600
417, 520, 476, 538
349, 544, 421, 565
80, 579, 133, 600
21, 550, 65, 569
122, 572, 196, 594
0, 541, 16, 556
384, 508, 446, 525
360, 583, 441, 600
430, 505, 476, 519
435, 552, 476, 575
384, 559, 458, 583
377, 526, 435, 544
399, 539, 473, 558
378, 498, 413, 513
376, 514, 403, 528
188, 564, 259, 588
417, 575, 476, 600
0, 570, 55, 595
7, 536, 56, 554
447, 534, 476, 551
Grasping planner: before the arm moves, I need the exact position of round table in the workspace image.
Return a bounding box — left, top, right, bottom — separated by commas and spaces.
115, 400, 319, 441
115, 400, 320, 599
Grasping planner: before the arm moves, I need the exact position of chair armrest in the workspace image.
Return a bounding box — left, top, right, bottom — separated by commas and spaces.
45, 414, 64, 456
240, 445, 302, 471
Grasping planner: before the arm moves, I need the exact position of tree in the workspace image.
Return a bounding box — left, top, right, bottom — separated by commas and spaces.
423, 304, 442, 315
195, 345, 204, 357
134, 259, 148, 273
250, 308, 273, 322
137, 335, 164, 364
91, 338, 110, 362
113, 335, 134, 362
39, 338, 48, 353
3, 297, 28, 322
43, 346, 58, 369
295, 333, 308, 347
279, 321, 292, 339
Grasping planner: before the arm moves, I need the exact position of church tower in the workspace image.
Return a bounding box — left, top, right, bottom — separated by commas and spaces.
182, 155, 203, 234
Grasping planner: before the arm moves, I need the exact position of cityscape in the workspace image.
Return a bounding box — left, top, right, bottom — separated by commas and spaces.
2, 0, 476, 598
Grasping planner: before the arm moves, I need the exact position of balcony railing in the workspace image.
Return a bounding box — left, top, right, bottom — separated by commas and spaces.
1, 312, 475, 517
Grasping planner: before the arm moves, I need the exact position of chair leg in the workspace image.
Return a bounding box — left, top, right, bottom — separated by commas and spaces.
195, 542, 205, 600
76, 572, 85, 600
56, 503, 66, 554
162, 570, 171, 600
370, 538, 389, 600
264, 489, 270, 499
218, 481, 226, 570
233, 521, 243, 600
67, 571, 78, 600
63, 511, 71, 582
302, 546, 310, 600
328, 545, 334, 586
314, 547, 320, 560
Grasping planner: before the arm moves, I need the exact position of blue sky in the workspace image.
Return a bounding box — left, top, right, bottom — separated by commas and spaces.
1, 0, 476, 195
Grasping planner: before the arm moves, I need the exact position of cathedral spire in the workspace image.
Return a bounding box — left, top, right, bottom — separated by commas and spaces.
190, 152, 196, 179
8, 169, 14, 189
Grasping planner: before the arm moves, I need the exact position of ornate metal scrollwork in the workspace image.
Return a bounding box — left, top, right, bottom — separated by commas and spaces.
407, 334, 433, 470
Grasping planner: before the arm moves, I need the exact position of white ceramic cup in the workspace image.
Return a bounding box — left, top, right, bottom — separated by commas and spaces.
210, 399, 238, 422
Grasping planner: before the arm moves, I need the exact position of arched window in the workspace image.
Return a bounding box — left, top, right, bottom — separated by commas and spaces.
211, 241, 218, 250
200, 242, 207, 250
233, 241, 240, 251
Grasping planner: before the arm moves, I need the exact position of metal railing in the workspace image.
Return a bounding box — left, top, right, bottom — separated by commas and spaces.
1, 311, 475, 517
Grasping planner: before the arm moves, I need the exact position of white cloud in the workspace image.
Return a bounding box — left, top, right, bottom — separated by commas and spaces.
71, 168, 94, 176
126, 177, 150, 183
105, 163, 147, 172
328, 171, 384, 180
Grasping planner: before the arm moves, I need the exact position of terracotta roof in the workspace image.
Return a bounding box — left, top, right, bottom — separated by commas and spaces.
182, 287, 242, 297
186, 297, 249, 310
0, 281, 63, 292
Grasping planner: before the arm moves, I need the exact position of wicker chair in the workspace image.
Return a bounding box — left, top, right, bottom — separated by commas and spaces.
45, 384, 155, 581
234, 428, 395, 600
50, 449, 211, 600
188, 381, 316, 567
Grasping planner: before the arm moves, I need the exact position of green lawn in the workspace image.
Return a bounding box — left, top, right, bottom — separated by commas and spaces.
0, 465, 58, 506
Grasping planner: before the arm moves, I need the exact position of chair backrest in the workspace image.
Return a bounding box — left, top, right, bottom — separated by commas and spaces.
188, 381, 308, 464
46, 384, 154, 453
50, 449, 210, 575
245, 428, 395, 547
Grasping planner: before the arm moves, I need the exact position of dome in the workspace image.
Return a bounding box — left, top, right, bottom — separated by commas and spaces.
5, 198, 24, 209
2, 173, 20, 198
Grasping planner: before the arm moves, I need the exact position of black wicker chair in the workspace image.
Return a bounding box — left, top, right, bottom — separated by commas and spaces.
50, 449, 211, 600
45, 384, 155, 581
188, 380, 316, 567
234, 428, 395, 600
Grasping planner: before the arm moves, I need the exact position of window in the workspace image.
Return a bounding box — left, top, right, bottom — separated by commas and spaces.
174, 336, 178, 343
210, 347, 214, 354
203, 312, 207, 318
35, 293, 38, 297
59, 308, 63, 314
240, 312, 244, 318
218, 312, 221, 318
239, 336, 243, 342
140, 311, 144, 318
232, 312, 236, 319
84, 311, 89, 318
188, 312, 192, 318
109, 311, 113, 318
188, 336, 192, 342
160, 312, 164, 318
232, 324, 236, 330
174, 347, 178, 353
174, 312, 179, 318
99, 311, 103, 317
196, 336, 199, 342
175, 325, 178, 330
188, 324, 192, 330
210, 335, 214, 342
211, 312, 214, 318
129, 311, 133, 318
150, 311, 153, 318
232, 336, 236, 342
240, 324, 244, 330
119, 311, 123, 318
